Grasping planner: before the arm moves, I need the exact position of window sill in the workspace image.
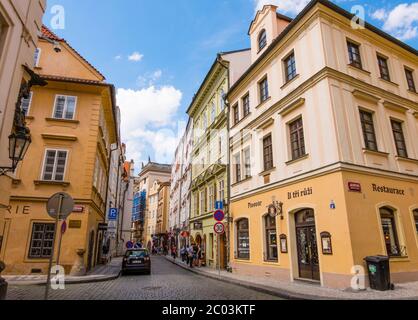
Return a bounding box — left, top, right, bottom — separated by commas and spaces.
263, 260, 279, 265
255, 96, 271, 109
362, 149, 389, 157
231, 176, 252, 187
390, 256, 410, 262
45, 118, 80, 124
407, 89, 418, 96
395, 156, 418, 164
379, 77, 398, 87
347, 64, 371, 75
234, 258, 252, 263
259, 167, 276, 177
285, 154, 309, 166
25, 116, 34, 120
34, 180, 70, 187
280, 74, 300, 90
231, 112, 252, 129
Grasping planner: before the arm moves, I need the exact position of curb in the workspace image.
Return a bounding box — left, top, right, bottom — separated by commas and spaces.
164, 256, 332, 300
6, 272, 121, 287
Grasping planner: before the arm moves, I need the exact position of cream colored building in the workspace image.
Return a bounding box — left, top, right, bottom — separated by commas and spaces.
228, 1, 418, 289
0, 0, 46, 271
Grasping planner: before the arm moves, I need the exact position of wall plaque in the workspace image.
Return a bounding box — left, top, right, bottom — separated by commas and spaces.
69, 220, 82, 229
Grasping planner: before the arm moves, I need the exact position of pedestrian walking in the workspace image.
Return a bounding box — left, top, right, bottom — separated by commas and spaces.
197, 245, 202, 268
188, 245, 194, 268
171, 245, 177, 259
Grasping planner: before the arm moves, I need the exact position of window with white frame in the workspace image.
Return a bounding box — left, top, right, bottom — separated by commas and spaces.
244, 148, 251, 179
42, 149, 68, 181
210, 102, 216, 124
34, 48, 41, 67
220, 89, 225, 111
21, 92, 33, 116
218, 179, 225, 202
200, 189, 206, 214
208, 184, 215, 212
234, 153, 241, 183
53, 95, 77, 120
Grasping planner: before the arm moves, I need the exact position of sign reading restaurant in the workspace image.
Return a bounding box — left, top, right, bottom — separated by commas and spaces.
372, 184, 406, 196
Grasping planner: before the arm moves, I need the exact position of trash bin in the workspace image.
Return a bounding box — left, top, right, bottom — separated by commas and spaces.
364, 255, 392, 291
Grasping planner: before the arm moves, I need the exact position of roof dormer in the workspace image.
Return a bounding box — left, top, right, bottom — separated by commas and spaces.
249, 5, 292, 63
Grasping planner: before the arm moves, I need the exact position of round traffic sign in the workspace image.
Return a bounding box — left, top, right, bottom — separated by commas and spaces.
214, 222, 225, 235
126, 241, 134, 249
46, 192, 74, 220
214, 210, 225, 222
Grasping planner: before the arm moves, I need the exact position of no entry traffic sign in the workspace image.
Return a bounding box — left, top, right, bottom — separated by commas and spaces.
214, 210, 225, 222
214, 222, 225, 235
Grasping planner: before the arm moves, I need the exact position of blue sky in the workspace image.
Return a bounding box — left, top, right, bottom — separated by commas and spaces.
43, 0, 418, 169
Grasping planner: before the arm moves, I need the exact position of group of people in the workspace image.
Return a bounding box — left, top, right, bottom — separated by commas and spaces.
180, 244, 204, 268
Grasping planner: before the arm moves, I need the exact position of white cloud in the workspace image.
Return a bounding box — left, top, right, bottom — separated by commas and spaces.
117, 85, 183, 166
128, 52, 144, 62
114, 55, 122, 60
136, 69, 163, 87
254, 0, 310, 15
372, 3, 418, 41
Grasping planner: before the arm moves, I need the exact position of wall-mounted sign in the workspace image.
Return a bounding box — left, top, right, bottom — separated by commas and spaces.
193, 222, 203, 230
98, 223, 108, 231
73, 205, 84, 213
280, 234, 288, 253
248, 201, 262, 209
348, 182, 362, 193
108, 208, 118, 220
320, 232, 333, 255
330, 201, 336, 210
69, 220, 82, 229
372, 184, 405, 196
287, 187, 313, 200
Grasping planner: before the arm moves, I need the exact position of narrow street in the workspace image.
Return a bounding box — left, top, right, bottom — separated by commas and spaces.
6, 257, 280, 300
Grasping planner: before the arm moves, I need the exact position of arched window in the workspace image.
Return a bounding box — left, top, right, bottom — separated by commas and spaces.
413, 209, 418, 233
264, 215, 278, 261
380, 207, 401, 257
236, 218, 250, 259
258, 29, 267, 51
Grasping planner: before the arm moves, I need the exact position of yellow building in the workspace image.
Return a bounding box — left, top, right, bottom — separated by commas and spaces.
1, 26, 118, 275
228, 1, 418, 289
156, 182, 171, 248
0, 0, 46, 270
188, 50, 250, 269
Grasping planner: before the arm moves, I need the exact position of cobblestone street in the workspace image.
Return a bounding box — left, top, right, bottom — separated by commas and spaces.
6, 256, 280, 300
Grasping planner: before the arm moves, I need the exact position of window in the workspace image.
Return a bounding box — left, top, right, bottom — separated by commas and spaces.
21, 92, 33, 116
234, 153, 241, 183
391, 120, 408, 158
53, 95, 77, 120
232, 103, 239, 125
200, 189, 206, 214
218, 180, 225, 202
34, 48, 41, 67
284, 52, 297, 82
29, 223, 55, 259
263, 135, 273, 171
405, 68, 416, 92
413, 210, 418, 233
347, 41, 362, 69
359, 110, 378, 151
259, 77, 269, 103
202, 112, 208, 130
244, 148, 251, 179
377, 55, 390, 81
220, 89, 225, 110
210, 102, 216, 124
258, 29, 267, 51
265, 215, 278, 261
208, 185, 215, 211
289, 118, 306, 160
42, 149, 68, 181
237, 219, 250, 259
242, 94, 250, 117
194, 193, 199, 215
380, 207, 401, 257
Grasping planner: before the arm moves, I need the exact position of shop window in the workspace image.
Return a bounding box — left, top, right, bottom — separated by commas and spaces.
258, 29, 267, 51
380, 207, 402, 257
391, 120, 408, 158
42, 149, 68, 181
53, 95, 77, 120
236, 219, 250, 260
28, 223, 55, 259
377, 54, 390, 81
289, 117, 306, 160
264, 215, 278, 261
405, 68, 416, 92
413, 210, 418, 233
347, 40, 363, 69
359, 110, 378, 151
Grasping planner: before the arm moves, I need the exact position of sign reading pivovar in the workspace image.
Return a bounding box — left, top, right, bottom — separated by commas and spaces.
108, 208, 118, 220
214, 222, 225, 235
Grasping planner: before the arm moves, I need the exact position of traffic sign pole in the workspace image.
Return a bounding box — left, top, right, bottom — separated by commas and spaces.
45, 193, 63, 300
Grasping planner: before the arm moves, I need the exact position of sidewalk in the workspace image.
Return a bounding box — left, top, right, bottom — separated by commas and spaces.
165, 256, 418, 300
3, 257, 122, 286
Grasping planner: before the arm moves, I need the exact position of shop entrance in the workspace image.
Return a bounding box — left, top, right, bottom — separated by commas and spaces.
295, 209, 320, 281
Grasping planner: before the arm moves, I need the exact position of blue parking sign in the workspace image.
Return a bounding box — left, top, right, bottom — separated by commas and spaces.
109, 208, 118, 220
215, 201, 224, 210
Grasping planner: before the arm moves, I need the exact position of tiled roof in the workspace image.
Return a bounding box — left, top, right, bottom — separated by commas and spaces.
40, 25, 106, 80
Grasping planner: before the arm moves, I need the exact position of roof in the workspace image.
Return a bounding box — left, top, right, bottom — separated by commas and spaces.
40, 25, 106, 80
230, 0, 418, 97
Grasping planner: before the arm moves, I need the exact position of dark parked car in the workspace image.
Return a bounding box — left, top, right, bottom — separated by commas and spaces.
122, 249, 151, 275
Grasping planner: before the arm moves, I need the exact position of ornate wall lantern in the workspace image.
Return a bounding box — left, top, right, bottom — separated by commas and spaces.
267, 200, 284, 220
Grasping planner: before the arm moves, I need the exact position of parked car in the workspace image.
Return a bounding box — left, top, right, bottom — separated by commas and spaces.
122, 249, 151, 275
